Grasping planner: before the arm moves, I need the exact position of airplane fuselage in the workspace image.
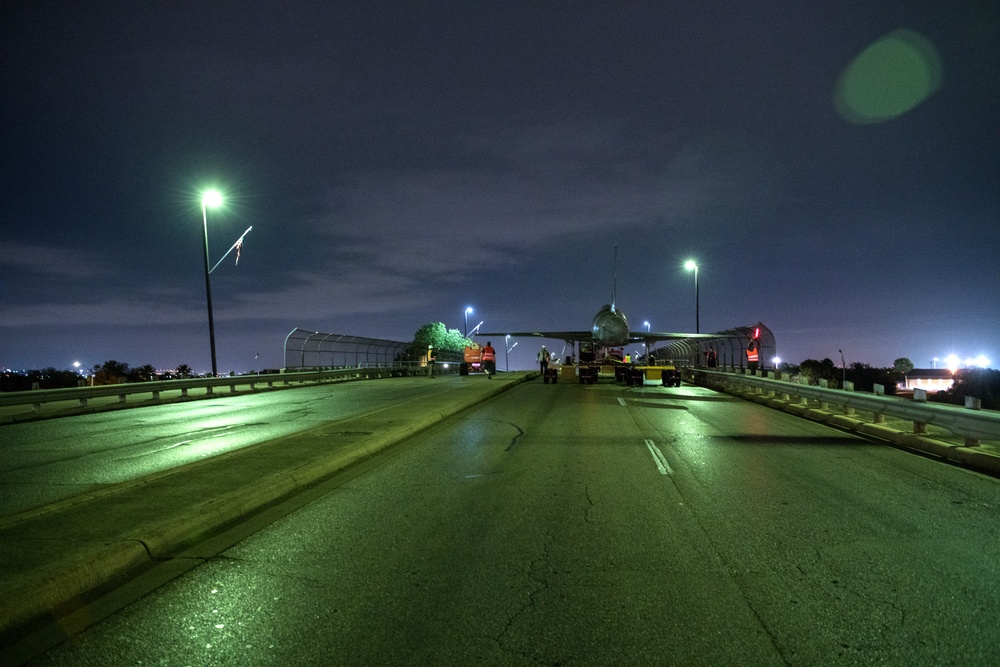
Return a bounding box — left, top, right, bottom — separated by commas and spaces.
591, 304, 629, 347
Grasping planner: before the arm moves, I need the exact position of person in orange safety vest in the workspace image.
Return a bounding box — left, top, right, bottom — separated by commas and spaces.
481, 341, 496, 378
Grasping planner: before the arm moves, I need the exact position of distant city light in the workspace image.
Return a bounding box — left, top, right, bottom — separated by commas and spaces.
943, 354, 991, 372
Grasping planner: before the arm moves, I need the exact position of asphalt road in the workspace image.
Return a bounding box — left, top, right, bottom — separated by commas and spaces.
26, 380, 1000, 665
0, 377, 479, 518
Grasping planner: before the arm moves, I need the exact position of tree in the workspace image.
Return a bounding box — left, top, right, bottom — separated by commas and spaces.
128, 364, 157, 382
411, 322, 470, 353
845, 362, 899, 395
798, 358, 839, 386
176, 364, 192, 378
409, 322, 471, 362
29, 368, 81, 389
94, 360, 129, 385
931, 368, 1000, 410
893, 357, 914, 374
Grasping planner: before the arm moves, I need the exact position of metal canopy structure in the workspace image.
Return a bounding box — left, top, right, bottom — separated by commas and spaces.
647, 322, 776, 368
283, 329, 415, 369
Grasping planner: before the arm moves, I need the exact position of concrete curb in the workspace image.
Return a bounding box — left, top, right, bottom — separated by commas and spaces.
0, 372, 535, 644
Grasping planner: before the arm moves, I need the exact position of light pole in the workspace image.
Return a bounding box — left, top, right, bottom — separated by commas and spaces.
202, 189, 223, 377
464, 307, 473, 336
643, 321, 650, 361
684, 260, 699, 333
505, 337, 517, 372
839, 349, 846, 386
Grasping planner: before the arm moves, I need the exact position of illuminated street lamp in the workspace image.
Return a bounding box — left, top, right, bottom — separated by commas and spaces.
505, 334, 517, 372
684, 260, 699, 333
464, 306, 473, 337
202, 189, 223, 376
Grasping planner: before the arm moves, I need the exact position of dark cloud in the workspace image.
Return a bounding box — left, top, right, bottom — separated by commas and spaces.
1, 1, 997, 371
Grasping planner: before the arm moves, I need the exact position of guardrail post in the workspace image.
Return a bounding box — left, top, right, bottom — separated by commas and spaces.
842, 381, 855, 415
206, 386, 214, 395
152, 390, 160, 401
909, 388, 928, 433
872, 384, 885, 422
79, 397, 88, 408
964, 397, 982, 447
181, 387, 189, 397
818, 379, 829, 410
118, 393, 127, 404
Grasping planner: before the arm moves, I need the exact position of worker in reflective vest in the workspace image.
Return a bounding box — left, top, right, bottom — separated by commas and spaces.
481, 341, 496, 378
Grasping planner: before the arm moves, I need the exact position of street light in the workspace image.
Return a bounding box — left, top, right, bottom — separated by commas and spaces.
684, 260, 699, 333
464, 306, 473, 336
505, 334, 517, 372
202, 189, 223, 377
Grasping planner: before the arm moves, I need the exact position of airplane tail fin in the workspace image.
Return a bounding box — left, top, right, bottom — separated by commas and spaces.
611, 245, 618, 313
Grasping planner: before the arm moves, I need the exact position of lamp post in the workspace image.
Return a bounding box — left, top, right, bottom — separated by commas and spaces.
202, 189, 223, 377
464, 306, 473, 337
684, 260, 699, 333
839, 349, 846, 387
643, 321, 650, 361
506, 338, 517, 372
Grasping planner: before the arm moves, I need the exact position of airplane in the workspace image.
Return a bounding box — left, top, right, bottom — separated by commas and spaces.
478, 247, 716, 364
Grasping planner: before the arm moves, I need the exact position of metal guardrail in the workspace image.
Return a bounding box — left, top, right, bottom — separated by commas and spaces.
0, 363, 453, 417
691, 368, 1000, 446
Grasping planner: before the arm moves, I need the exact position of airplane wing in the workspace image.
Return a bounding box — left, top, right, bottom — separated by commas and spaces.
628, 330, 721, 342
478, 329, 719, 344
477, 330, 591, 343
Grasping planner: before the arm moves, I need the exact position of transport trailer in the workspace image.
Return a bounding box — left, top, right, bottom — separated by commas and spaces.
613, 364, 682, 387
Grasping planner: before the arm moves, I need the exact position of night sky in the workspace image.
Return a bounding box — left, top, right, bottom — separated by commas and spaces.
2, 2, 998, 373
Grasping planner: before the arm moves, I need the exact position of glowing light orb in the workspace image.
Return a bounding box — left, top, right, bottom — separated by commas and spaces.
202, 189, 223, 208
835, 29, 942, 124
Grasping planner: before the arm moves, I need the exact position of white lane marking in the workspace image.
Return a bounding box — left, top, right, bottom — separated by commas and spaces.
617, 397, 627, 406
645, 439, 672, 475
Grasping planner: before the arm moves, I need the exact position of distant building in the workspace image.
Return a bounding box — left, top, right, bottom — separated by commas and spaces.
903, 368, 955, 393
